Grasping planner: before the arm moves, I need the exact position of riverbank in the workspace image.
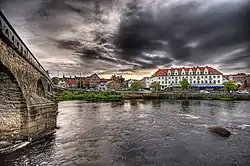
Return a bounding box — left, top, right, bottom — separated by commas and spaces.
58, 91, 250, 101
58, 91, 121, 101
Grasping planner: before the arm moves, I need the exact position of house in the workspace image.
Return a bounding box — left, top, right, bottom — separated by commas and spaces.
108, 80, 123, 91
238, 75, 250, 91
149, 66, 224, 90
226, 73, 248, 87
66, 79, 78, 88
97, 80, 112, 91
127, 79, 138, 89
138, 77, 150, 89
58, 79, 67, 88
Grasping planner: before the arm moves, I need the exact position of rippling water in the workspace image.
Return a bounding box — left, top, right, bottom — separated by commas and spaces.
1, 100, 250, 166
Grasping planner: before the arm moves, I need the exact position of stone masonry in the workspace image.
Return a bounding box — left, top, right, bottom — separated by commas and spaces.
0, 35, 58, 144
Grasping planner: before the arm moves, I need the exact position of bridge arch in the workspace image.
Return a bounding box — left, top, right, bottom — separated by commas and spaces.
0, 62, 27, 141
37, 79, 45, 97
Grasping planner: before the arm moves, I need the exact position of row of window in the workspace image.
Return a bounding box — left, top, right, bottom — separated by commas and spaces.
158, 80, 221, 85
158, 75, 221, 80
159, 71, 219, 76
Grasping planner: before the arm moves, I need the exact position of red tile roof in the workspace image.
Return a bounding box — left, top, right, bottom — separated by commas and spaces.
66, 79, 78, 86
152, 66, 223, 77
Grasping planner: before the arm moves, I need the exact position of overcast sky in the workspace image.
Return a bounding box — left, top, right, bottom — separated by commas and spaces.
1, 0, 249, 79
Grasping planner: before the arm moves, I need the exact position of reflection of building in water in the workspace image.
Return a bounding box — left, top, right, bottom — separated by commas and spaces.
149, 66, 224, 90
180, 100, 191, 113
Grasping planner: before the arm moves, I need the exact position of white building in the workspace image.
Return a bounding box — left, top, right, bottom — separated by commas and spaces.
58, 79, 67, 88
97, 81, 112, 91
148, 66, 224, 90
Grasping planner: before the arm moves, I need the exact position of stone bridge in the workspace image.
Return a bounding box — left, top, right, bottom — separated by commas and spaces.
0, 11, 57, 145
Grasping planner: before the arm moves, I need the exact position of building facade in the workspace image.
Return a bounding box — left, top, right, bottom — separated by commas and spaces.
226, 73, 248, 86
149, 66, 224, 90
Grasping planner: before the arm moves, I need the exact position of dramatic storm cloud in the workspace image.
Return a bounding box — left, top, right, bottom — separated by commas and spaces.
1, 0, 249, 78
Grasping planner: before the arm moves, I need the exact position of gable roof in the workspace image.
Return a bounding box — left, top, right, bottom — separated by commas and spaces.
152, 66, 223, 77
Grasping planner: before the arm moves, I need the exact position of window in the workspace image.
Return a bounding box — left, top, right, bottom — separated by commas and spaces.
209, 76, 212, 78
17, 42, 19, 47
213, 80, 216, 83
201, 76, 203, 78
205, 80, 208, 83
218, 80, 220, 83
209, 81, 212, 84
12, 36, 14, 42
162, 81, 164, 84
217, 76, 220, 78
21, 47, 23, 52
194, 81, 196, 84
205, 76, 207, 78
197, 81, 200, 84
169, 81, 171, 84
201, 80, 203, 84
213, 76, 216, 78
193, 76, 196, 78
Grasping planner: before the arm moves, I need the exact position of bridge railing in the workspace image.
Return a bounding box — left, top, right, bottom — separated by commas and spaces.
0, 11, 54, 85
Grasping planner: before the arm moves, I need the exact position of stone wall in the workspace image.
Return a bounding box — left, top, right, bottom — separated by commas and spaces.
0, 36, 58, 143
0, 63, 27, 141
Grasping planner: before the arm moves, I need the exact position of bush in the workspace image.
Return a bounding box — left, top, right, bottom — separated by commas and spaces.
58, 91, 121, 102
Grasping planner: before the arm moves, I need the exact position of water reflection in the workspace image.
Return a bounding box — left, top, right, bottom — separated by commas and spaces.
180, 100, 191, 113
1, 100, 250, 166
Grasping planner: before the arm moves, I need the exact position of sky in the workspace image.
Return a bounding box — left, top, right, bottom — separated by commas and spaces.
1, 0, 249, 79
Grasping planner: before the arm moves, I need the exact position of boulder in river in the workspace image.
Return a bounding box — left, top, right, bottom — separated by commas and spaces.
207, 125, 231, 137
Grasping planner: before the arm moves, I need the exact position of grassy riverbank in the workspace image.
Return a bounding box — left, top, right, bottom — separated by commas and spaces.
58, 90, 250, 102
58, 91, 121, 101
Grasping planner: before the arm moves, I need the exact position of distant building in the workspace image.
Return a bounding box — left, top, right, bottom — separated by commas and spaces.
238, 75, 250, 91
97, 80, 112, 91
149, 66, 224, 90
127, 79, 138, 89
138, 77, 150, 89
58, 79, 67, 88
66, 79, 78, 88
226, 73, 248, 87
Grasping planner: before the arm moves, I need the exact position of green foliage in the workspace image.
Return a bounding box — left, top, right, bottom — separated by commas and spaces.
131, 81, 142, 91
77, 80, 84, 89
58, 91, 121, 101
223, 81, 237, 92
52, 77, 59, 85
180, 79, 190, 89
150, 81, 161, 92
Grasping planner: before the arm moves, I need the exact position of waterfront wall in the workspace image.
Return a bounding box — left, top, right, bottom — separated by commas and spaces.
121, 92, 250, 100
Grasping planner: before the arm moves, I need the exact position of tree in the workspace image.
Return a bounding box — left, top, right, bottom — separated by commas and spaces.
223, 81, 237, 92
150, 81, 161, 93
180, 79, 190, 90
131, 81, 142, 91
77, 80, 84, 89
52, 77, 59, 85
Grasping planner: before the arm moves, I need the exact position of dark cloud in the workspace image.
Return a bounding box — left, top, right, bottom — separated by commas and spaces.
1, 0, 250, 77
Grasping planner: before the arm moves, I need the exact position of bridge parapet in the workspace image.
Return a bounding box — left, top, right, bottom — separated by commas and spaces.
0, 11, 53, 85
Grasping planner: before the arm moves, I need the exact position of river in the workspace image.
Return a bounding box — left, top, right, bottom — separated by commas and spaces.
1, 100, 250, 166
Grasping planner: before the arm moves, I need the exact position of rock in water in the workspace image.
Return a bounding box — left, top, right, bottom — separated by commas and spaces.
207, 125, 231, 137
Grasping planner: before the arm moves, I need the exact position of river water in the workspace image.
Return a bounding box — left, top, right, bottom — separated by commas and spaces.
1, 100, 250, 166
